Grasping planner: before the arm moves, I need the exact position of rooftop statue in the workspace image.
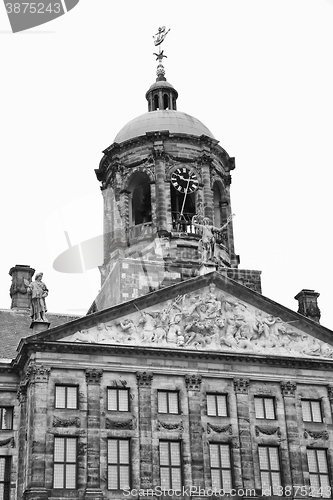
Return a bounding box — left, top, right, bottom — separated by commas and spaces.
192, 214, 234, 263
25, 272, 48, 322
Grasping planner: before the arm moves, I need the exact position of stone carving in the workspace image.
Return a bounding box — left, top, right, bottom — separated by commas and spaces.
60, 285, 333, 360
136, 371, 153, 387
53, 416, 80, 428
234, 378, 249, 394
192, 216, 233, 263
207, 423, 232, 435
85, 369, 103, 384
185, 374, 202, 391
158, 421, 184, 431
255, 426, 281, 438
281, 381, 297, 397
106, 418, 136, 430
26, 272, 48, 322
26, 364, 50, 383
0, 437, 15, 447
304, 430, 329, 440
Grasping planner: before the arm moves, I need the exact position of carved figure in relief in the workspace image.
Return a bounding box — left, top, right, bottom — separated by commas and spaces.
167, 314, 182, 344
202, 283, 222, 317
26, 272, 48, 322
116, 319, 139, 343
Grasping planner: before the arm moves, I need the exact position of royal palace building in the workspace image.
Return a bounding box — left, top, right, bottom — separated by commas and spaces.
1, 29, 333, 500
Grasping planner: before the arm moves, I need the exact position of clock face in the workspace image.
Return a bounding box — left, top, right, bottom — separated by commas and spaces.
171, 167, 199, 193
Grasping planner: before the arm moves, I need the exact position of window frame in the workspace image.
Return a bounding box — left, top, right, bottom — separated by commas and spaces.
53, 436, 78, 490
107, 387, 130, 412
54, 385, 78, 410
0, 456, 11, 500
254, 397, 276, 420
157, 390, 180, 415
302, 399, 323, 423
307, 448, 331, 498
0, 407, 13, 430
258, 445, 282, 495
159, 440, 183, 490
209, 442, 233, 492
206, 393, 228, 417
107, 438, 131, 491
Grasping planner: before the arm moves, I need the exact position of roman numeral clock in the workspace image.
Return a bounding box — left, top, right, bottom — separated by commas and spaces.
171, 167, 199, 194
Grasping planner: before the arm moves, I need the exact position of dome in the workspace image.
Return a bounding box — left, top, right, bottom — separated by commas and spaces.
114, 110, 215, 143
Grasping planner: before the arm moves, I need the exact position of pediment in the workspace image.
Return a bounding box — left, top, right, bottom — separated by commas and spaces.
56, 275, 333, 360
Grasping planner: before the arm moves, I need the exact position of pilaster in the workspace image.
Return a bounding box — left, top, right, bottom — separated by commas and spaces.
185, 374, 204, 488
85, 369, 103, 499
199, 152, 213, 222
153, 145, 168, 233
233, 378, 254, 489
136, 371, 153, 488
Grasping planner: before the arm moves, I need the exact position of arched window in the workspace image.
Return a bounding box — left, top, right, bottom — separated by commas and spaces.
163, 93, 169, 109
128, 172, 152, 226
170, 183, 196, 232
153, 95, 159, 110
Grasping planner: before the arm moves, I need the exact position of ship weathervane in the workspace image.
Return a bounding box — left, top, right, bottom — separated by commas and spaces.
153, 26, 170, 47
152, 26, 170, 80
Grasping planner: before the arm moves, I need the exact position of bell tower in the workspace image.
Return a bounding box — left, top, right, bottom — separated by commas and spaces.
91, 28, 261, 313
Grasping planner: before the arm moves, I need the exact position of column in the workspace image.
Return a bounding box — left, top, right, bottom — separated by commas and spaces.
234, 378, 255, 490
281, 381, 304, 491
136, 371, 153, 488
24, 364, 50, 500
85, 369, 103, 499
153, 145, 168, 234
185, 374, 204, 488
199, 152, 213, 222
16, 382, 28, 500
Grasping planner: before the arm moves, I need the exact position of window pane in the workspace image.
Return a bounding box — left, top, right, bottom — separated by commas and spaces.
317, 450, 328, 473
207, 394, 217, 416
158, 392, 167, 413
210, 444, 219, 468
119, 440, 129, 464
0, 458, 6, 481
220, 445, 230, 468
258, 447, 269, 469
66, 438, 77, 462
108, 465, 118, 489
65, 464, 76, 488
108, 439, 118, 461
168, 393, 179, 414
302, 400, 312, 421
264, 399, 275, 419
311, 402, 322, 423
66, 387, 77, 409
217, 395, 227, 416
320, 475, 331, 498
170, 443, 180, 466
269, 448, 280, 470
54, 438, 65, 462
260, 471, 271, 490
211, 470, 221, 489
118, 390, 129, 411
255, 398, 265, 419
171, 468, 181, 489
307, 450, 318, 473
222, 470, 232, 491
55, 387, 66, 409
160, 442, 170, 466
120, 466, 130, 489
1, 408, 13, 430
160, 468, 170, 489
53, 463, 64, 488
271, 472, 282, 491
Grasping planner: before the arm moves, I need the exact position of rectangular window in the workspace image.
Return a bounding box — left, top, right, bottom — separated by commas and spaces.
55, 386, 78, 409
0, 457, 11, 500
107, 388, 130, 412
108, 439, 130, 490
158, 391, 179, 414
307, 449, 331, 498
0, 408, 13, 430
53, 437, 77, 489
258, 446, 282, 495
159, 441, 182, 490
209, 443, 232, 492
255, 397, 276, 420
302, 400, 323, 423
207, 394, 228, 417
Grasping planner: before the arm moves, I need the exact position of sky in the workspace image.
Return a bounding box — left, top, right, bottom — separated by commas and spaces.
1, 0, 333, 329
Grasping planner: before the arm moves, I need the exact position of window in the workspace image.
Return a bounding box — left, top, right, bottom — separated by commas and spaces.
302, 400, 323, 423
53, 437, 77, 489
107, 388, 130, 412
255, 397, 275, 420
209, 443, 232, 491
108, 439, 130, 490
307, 449, 331, 498
0, 457, 11, 500
258, 446, 282, 495
207, 394, 228, 417
160, 441, 182, 490
0, 408, 13, 430
55, 386, 78, 409
158, 391, 179, 414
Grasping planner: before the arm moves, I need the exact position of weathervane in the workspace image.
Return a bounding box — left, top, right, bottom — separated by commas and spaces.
152, 26, 170, 79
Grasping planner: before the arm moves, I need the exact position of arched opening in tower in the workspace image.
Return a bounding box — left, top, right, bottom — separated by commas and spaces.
170, 186, 196, 232
213, 182, 223, 227
128, 172, 152, 226
163, 94, 169, 109
153, 95, 159, 110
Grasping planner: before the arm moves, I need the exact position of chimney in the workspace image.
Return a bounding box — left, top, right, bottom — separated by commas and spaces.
9, 265, 35, 310
294, 289, 321, 323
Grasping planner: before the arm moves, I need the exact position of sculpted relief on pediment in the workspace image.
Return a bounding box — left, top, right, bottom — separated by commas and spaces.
60, 284, 333, 359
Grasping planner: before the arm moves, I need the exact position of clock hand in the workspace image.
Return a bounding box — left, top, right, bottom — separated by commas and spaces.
179, 177, 191, 219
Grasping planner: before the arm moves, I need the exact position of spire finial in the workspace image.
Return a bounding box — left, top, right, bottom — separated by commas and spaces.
152, 26, 170, 81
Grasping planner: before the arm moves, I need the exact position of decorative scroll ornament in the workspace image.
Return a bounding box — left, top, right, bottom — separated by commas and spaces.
53, 416, 80, 428
0, 437, 15, 447
158, 421, 183, 431
207, 422, 232, 435
304, 430, 329, 440
280, 381, 297, 397
106, 418, 136, 430
255, 425, 281, 438
85, 369, 103, 384
234, 378, 249, 394
136, 371, 153, 387
185, 374, 202, 391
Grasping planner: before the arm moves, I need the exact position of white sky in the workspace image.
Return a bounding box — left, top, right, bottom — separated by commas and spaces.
1, 0, 332, 329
